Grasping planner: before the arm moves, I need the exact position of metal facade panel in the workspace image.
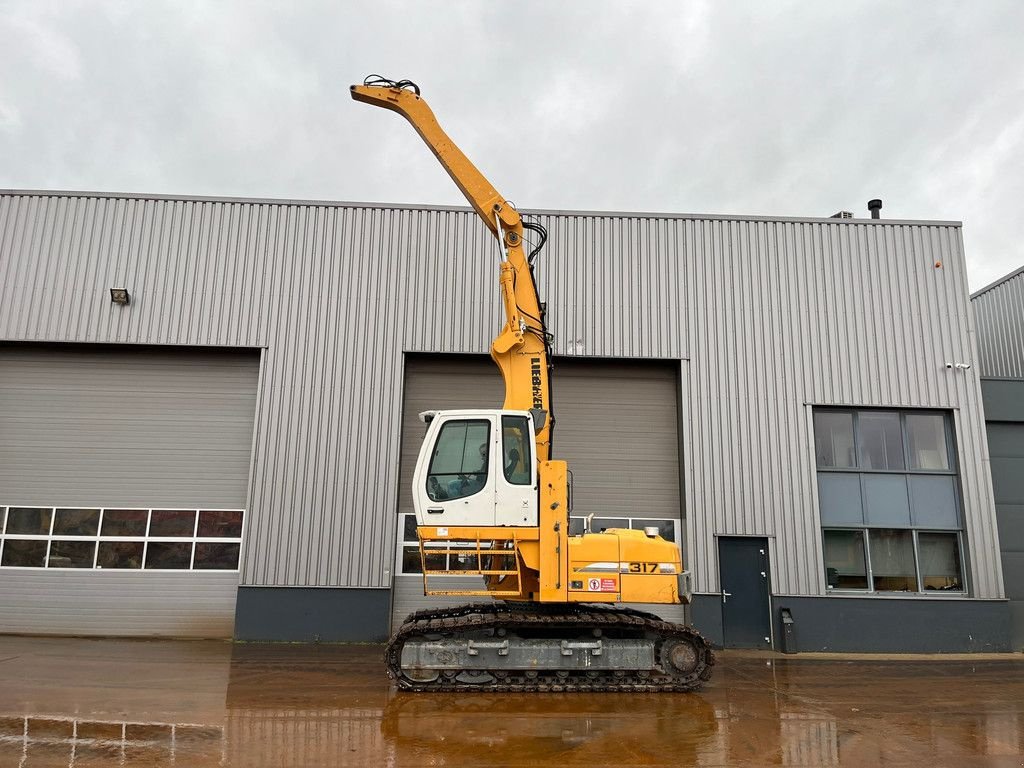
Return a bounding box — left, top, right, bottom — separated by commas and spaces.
972, 266, 1024, 379
0, 570, 238, 637
0, 192, 1001, 599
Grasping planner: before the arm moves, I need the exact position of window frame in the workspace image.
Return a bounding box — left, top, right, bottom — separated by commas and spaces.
822, 526, 967, 596
814, 407, 968, 597
0, 506, 245, 572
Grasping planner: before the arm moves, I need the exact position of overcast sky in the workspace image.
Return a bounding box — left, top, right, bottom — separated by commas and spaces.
2, 1, 1021, 290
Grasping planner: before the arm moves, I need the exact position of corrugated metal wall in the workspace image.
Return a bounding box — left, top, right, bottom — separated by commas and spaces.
972, 266, 1024, 379
0, 191, 1002, 598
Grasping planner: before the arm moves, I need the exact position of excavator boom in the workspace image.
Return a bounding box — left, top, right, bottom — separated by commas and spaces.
351, 77, 553, 461
351, 75, 713, 692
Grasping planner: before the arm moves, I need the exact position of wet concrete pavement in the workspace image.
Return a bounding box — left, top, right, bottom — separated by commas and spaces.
0, 636, 1022, 767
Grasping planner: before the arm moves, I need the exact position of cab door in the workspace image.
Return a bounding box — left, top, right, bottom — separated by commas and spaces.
494, 414, 538, 526
414, 414, 496, 527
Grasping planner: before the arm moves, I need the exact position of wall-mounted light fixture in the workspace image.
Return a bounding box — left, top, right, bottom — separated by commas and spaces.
109, 288, 131, 306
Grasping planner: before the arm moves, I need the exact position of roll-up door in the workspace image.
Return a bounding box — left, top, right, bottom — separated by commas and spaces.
0, 344, 259, 638
988, 421, 1024, 649
391, 354, 684, 630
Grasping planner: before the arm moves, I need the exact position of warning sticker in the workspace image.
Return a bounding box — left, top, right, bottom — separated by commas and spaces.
587, 577, 617, 592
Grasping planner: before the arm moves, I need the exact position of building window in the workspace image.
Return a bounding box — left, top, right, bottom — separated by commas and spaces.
0, 507, 244, 571
814, 408, 966, 594
395, 512, 681, 575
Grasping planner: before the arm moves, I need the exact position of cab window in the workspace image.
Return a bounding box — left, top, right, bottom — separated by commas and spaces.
501, 415, 532, 485
427, 420, 490, 501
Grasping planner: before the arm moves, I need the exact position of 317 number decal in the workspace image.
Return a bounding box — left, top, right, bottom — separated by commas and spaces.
628, 562, 658, 573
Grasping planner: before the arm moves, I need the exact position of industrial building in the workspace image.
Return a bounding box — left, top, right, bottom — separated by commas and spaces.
972, 266, 1024, 650
0, 189, 1011, 651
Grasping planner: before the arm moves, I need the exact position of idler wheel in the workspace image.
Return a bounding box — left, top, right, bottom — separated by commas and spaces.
660, 637, 701, 676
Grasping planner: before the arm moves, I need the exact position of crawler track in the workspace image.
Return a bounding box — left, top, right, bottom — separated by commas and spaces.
386, 602, 715, 692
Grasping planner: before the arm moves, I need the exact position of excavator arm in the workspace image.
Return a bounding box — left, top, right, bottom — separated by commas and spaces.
350, 76, 554, 460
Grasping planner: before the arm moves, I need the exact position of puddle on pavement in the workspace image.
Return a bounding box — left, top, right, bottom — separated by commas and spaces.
1, 638, 1023, 766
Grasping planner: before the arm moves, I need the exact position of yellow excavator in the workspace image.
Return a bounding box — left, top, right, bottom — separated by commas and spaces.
352, 75, 714, 692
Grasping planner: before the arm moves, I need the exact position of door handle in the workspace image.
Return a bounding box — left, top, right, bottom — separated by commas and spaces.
427, 508, 444, 514
721, 591, 732, 604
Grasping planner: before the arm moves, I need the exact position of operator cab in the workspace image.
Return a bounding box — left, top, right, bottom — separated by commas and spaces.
412, 409, 538, 527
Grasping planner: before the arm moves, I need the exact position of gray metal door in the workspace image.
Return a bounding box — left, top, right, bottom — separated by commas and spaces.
718, 537, 772, 649
392, 354, 684, 630
988, 422, 1024, 649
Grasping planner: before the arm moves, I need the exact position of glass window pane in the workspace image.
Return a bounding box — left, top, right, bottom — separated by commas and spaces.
568, 517, 585, 536
97, 541, 144, 569
145, 542, 193, 569
150, 510, 196, 537
822, 530, 868, 590
401, 545, 422, 574
501, 415, 532, 485
593, 517, 628, 532
814, 412, 855, 468
48, 540, 96, 568
0, 507, 6, 533
52, 508, 100, 536
1, 539, 47, 567
6, 507, 52, 535
869, 529, 918, 592
197, 511, 243, 538
101, 510, 148, 537
857, 412, 905, 470
818, 474, 864, 525
909, 475, 959, 529
906, 413, 950, 470
863, 475, 911, 527
193, 543, 240, 570
426, 420, 490, 502
402, 515, 418, 542
449, 550, 481, 571
630, 518, 676, 543
918, 532, 964, 591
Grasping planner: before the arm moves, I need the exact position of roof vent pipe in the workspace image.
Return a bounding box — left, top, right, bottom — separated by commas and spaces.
868, 199, 882, 219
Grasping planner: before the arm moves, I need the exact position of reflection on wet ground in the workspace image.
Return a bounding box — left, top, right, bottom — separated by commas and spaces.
0, 636, 1022, 767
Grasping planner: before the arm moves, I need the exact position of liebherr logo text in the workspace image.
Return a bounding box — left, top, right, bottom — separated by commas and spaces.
531, 357, 543, 409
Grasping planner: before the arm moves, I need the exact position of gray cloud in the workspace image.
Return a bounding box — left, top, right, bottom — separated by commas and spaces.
1, 0, 1021, 288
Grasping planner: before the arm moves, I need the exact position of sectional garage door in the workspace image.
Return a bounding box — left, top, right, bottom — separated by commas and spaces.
988, 422, 1024, 650
391, 355, 684, 630
0, 344, 260, 637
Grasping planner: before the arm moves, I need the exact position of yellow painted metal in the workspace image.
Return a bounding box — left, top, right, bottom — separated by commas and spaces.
351, 81, 552, 460
354, 78, 690, 610
537, 461, 569, 602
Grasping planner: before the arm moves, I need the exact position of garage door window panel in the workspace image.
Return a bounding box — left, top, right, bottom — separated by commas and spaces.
1, 539, 48, 567
150, 510, 197, 537
193, 542, 240, 570
97, 541, 144, 569
0, 506, 245, 571
52, 508, 100, 537
6, 508, 52, 535
48, 540, 96, 568
146, 542, 193, 570
101, 510, 148, 537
